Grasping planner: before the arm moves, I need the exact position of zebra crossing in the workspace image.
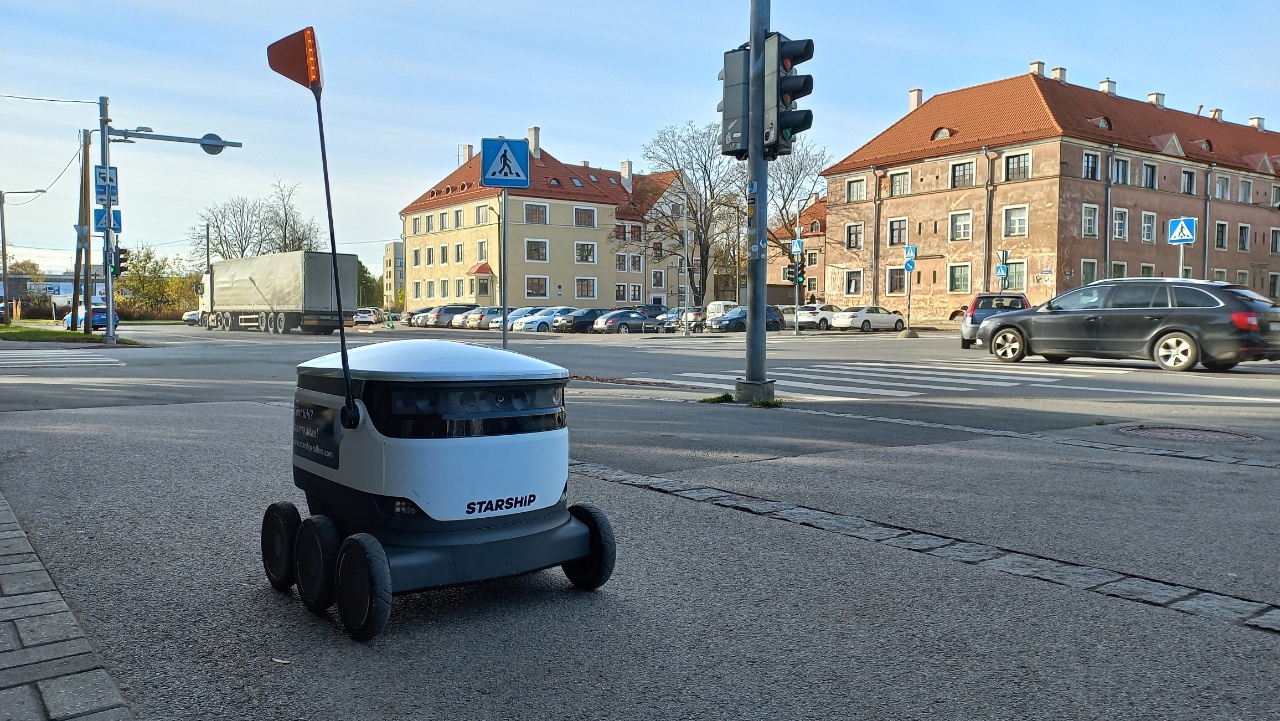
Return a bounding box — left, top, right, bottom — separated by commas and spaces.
630, 358, 1135, 402
0, 349, 125, 369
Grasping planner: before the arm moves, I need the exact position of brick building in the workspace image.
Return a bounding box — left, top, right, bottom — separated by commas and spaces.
765, 194, 827, 305
821, 62, 1280, 323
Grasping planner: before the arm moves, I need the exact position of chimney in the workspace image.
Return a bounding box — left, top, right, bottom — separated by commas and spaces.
1030, 60, 1045, 76
1099, 77, 1116, 96
1209, 108, 1222, 121
1250, 117, 1265, 131
528, 126, 541, 158
908, 88, 923, 111
464, 144, 474, 161
1051, 66, 1066, 83
581, 161, 590, 167
1147, 93, 1165, 109
620, 160, 633, 192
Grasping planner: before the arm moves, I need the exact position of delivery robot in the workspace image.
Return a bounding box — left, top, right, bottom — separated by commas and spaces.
259, 339, 615, 640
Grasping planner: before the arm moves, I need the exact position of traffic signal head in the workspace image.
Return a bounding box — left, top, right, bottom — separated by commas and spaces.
795, 257, 807, 285
764, 33, 815, 160
783, 263, 795, 283
114, 248, 131, 278
718, 47, 750, 160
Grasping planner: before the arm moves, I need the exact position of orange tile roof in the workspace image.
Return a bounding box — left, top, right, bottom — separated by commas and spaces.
823, 73, 1280, 177
770, 196, 827, 241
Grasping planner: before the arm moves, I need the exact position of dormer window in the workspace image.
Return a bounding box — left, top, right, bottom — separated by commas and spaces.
931, 127, 954, 141
1195, 139, 1213, 151
809, 221, 821, 233
1088, 116, 1112, 130
549, 178, 560, 185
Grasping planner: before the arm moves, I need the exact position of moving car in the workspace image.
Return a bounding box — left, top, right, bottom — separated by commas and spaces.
593, 310, 656, 334
832, 306, 906, 332
794, 304, 841, 330
707, 305, 784, 332
975, 278, 1280, 372
353, 308, 378, 325
554, 308, 607, 333
513, 306, 576, 332
182, 310, 201, 326
960, 292, 1030, 349
62, 306, 119, 331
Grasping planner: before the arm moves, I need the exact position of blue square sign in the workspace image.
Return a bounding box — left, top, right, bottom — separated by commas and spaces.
1168, 217, 1196, 245
480, 138, 530, 188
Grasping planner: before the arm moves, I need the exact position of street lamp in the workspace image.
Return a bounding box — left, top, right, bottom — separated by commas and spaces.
0, 189, 47, 326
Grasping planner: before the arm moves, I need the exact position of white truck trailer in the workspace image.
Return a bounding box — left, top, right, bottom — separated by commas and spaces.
198, 251, 357, 334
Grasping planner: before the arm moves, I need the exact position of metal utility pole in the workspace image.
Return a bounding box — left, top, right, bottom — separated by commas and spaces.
682, 185, 692, 336
70, 129, 92, 332
500, 188, 509, 350
98, 97, 118, 343
736, 0, 774, 402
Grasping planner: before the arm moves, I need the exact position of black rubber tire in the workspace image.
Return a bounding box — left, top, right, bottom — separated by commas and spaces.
1202, 360, 1238, 372
294, 516, 342, 615
261, 502, 302, 592
562, 503, 616, 591
991, 327, 1027, 363
767, 321, 780, 331
335, 534, 393, 642
278, 313, 290, 334
1153, 331, 1199, 372
617, 324, 630, 334
324, 329, 336, 336
1042, 355, 1069, 364
268, 312, 278, 334
538, 322, 549, 332
894, 320, 905, 331
259, 312, 269, 332
818, 319, 829, 330
860, 320, 871, 332
734, 322, 745, 332
960, 338, 973, 350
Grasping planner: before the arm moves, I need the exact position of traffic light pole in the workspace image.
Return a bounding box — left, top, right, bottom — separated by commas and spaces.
736, 0, 774, 402
98, 97, 117, 344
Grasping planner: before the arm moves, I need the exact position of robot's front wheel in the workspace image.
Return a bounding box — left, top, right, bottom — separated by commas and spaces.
562, 504, 616, 591
294, 516, 342, 615
335, 534, 393, 641
260, 502, 302, 592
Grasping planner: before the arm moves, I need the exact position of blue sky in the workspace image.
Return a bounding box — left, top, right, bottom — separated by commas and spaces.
3, 0, 1279, 275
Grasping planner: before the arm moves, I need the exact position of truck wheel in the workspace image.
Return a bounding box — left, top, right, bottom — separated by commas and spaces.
562, 503, 616, 591
277, 313, 290, 334
258, 312, 268, 332
335, 534, 393, 641
261, 502, 301, 592
294, 516, 342, 615
204, 313, 214, 331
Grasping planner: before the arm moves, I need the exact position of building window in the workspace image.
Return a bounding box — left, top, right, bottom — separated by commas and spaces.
951, 162, 975, 188
423, 247, 434, 265
574, 207, 596, 227
1240, 179, 1253, 204
412, 280, 421, 299
614, 284, 627, 301
575, 278, 596, 299
1111, 157, 1130, 185
423, 215, 433, 233
1239, 224, 1251, 252
1271, 228, 1280, 254
524, 203, 548, 224
1212, 268, 1228, 282
889, 172, 910, 197
478, 278, 490, 295
1273, 186, 1280, 208
652, 269, 664, 288
1237, 270, 1249, 285
844, 269, 863, 295
846, 178, 866, 201
887, 267, 906, 294
845, 223, 863, 249
575, 242, 596, 263
652, 240, 663, 258
475, 205, 489, 225
615, 254, 627, 272
1141, 212, 1156, 243
1003, 206, 1028, 237
1005, 261, 1027, 290
1005, 153, 1030, 181
1183, 266, 1194, 279
412, 248, 421, 267
1142, 163, 1158, 189
806, 251, 818, 267
1216, 222, 1228, 250
526, 276, 548, 298
439, 212, 448, 230
806, 277, 817, 292
1083, 152, 1100, 180
455, 278, 465, 297
468, 277, 475, 295
1112, 208, 1128, 240
454, 243, 464, 264
440, 278, 449, 297
809, 220, 821, 234
412, 216, 421, 235
477, 240, 488, 261
630, 284, 642, 302
1215, 176, 1230, 200
1082, 205, 1098, 237
439, 245, 448, 264
1140, 263, 1156, 278
625, 255, 639, 273
947, 263, 971, 293
1111, 261, 1127, 279
425, 280, 435, 298
1181, 170, 1196, 195
888, 218, 907, 246
1081, 259, 1097, 285
525, 239, 548, 262
454, 209, 464, 228
949, 211, 972, 241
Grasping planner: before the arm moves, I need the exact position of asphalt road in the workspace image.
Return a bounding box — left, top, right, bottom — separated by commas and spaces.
2, 323, 1280, 719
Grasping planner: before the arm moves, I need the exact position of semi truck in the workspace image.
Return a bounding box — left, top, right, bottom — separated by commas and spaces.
198, 251, 357, 334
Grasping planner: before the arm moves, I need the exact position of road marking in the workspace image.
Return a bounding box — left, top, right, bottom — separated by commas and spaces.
0, 350, 124, 368
678, 372, 920, 397
799, 365, 1021, 387
923, 358, 1135, 375
1028, 383, 1280, 404
768, 368, 976, 392
615, 377, 862, 402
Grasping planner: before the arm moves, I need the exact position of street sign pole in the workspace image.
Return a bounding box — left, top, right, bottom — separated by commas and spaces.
98, 97, 117, 344
737, 0, 773, 402
500, 188, 508, 350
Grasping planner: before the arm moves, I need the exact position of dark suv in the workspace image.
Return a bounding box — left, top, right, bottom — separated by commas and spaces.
975, 278, 1280, 371
960, 292, 1031, 349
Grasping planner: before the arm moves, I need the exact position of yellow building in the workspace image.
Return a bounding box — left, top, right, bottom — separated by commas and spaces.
399, 127, 685, 310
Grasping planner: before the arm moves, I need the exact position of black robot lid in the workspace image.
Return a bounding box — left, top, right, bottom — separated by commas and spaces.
297, 339, 569, 383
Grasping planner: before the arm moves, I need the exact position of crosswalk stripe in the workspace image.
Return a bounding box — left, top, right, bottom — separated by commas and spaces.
922, 358, 1135, 375
794, 365, 1020, 387
815, 361, 1065, 384
623, 377, 861, 402
678, 372, 920, 397
847, 359, 1124, 379
768, 368, 975, 392
0, 350, 124, 368
1029, 382, 1280, 404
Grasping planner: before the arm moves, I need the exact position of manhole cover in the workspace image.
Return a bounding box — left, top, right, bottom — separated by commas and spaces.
1118, 425, 1261, 442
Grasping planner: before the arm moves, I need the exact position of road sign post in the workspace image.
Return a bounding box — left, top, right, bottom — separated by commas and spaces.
480, 138, 531, 350
1168, 217, 1197, 280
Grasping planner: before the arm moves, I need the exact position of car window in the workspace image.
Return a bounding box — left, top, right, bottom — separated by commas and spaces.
1173, 286, 1221, 308
1225, 287, 1280, 307
1047, 286, 1107, 311
1106, 284, 1166, 309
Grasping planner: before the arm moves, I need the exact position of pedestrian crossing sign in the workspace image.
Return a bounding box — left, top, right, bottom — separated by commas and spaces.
480, 138, 530, 188
1168, 217, 1196, 244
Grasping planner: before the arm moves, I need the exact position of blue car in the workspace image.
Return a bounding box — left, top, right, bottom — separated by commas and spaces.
63, 306, 119, 331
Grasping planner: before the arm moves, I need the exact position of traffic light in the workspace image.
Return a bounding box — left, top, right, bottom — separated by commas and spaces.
113, 248, 131, 278
764, 33, 814, 160
795, 257, 807, 286
718, 46, 749, 160
782, 263, 795, 283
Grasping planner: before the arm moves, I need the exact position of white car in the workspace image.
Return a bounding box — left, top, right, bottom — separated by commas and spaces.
794, 304, 841, 330
353, 308, 378, 325
488, 306, 544, 331
832, 305, 905, 332
512, 306, 575, 332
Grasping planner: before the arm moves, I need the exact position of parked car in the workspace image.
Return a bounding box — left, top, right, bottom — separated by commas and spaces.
707, 305, 784, 332
975, 278, 1280, 372
463, 307, 512, 329
832, 306, 906, 332
593, 310, 657, 334
513, 306, 576, 332
555, 308, 607, 333
488, 306, 545, 331
681, 307, 706, 326
182, 310, 201, 326
62, 306, 118, 331
420, 303, 477, 328
656, 307, 694, 333
401, 307, 433, 326
704, 300, 739, 321
794, 304, 841, 330
960, 292, 1031, 349
353, 307, 378, 325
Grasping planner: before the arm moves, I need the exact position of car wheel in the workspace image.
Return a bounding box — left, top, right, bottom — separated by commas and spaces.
562, 504, 616, 591
1154, 332, 1199, 372
335, 534, 393, 642
767, 321, 780, 331
733, 322, 746, 332
1042, 355, 1069, 364
860, 320, 872, 332
818, 319, 829, 330
260, 502, 301, 592
538, 322, 549, 332
960, 338, 973, 350
1201, 360, 1238, 372
894, 320, 905, 331
617, 324, 630, 334
991, 327, 1026, 363
294, 515, 341, 615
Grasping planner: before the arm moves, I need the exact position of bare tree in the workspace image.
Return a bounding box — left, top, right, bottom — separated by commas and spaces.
190, 196, 265, 260
764, 136, 832, 255
262, 181, 321, 254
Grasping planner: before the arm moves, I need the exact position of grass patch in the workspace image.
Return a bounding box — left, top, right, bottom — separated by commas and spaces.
1094, 420, 1108, 425
698, 393, 735, 404
0, 325, 138, 345
748, 398, 783, 409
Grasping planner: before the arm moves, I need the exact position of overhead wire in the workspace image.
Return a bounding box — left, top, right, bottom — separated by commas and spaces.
0, 94, 97, 104
5, 142, 82, 205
